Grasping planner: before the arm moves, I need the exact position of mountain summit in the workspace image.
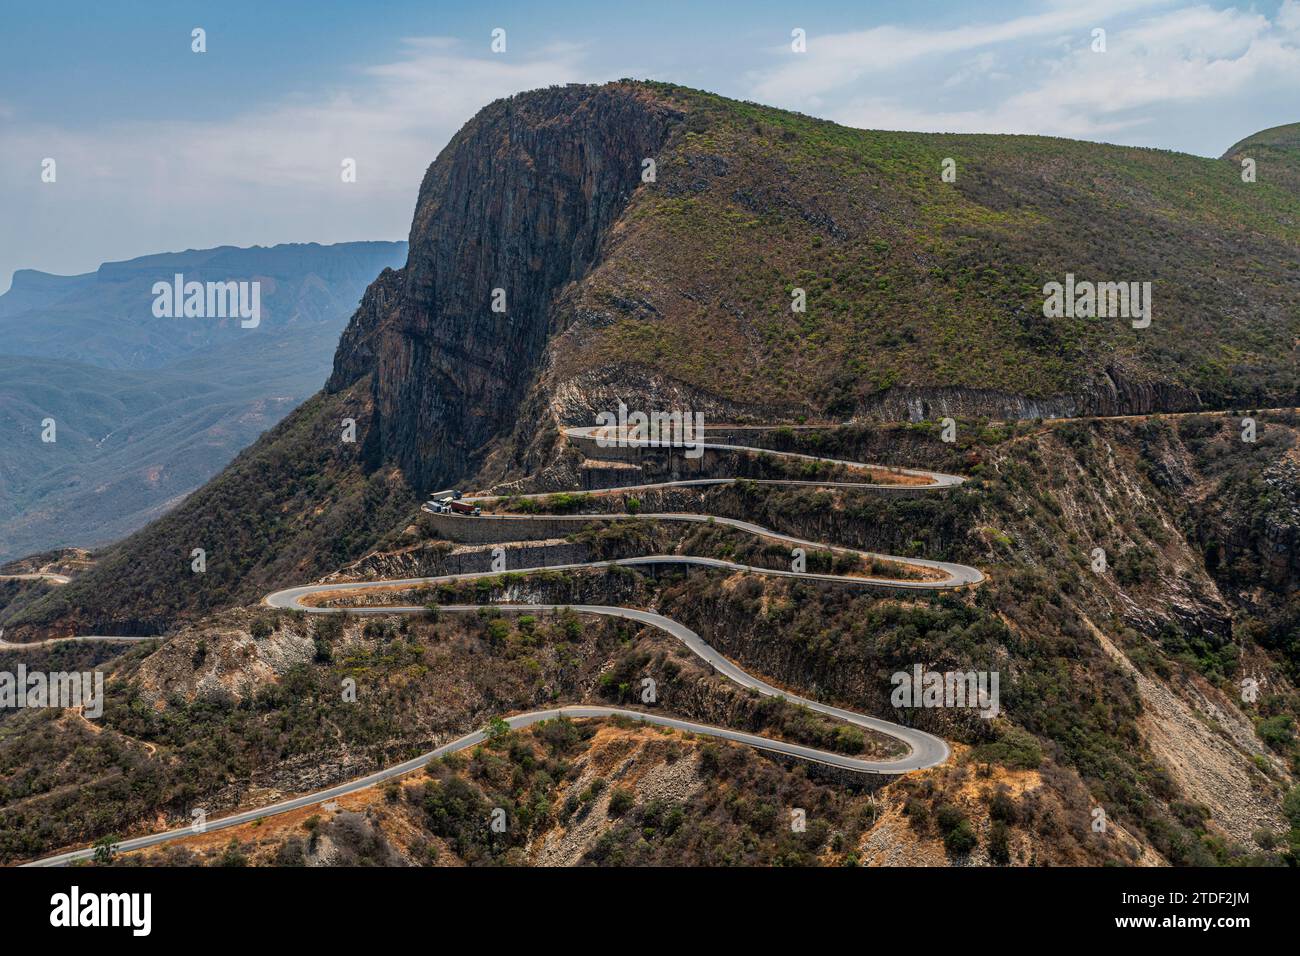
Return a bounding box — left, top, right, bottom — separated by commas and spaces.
334, 81, 1299, 493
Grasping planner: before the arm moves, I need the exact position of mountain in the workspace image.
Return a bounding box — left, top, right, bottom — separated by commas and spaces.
1222, 121, 1300, 198
8, 80, 1296, 633
329, 82, 1299, 496
0, 241, 407, 561
3, 84, 1299, 868
0, 242, 408, 369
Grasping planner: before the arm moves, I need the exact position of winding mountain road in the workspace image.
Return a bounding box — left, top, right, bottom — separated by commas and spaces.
20, 423, 980, 865
265, 598, 952, 774
26, 700, 937, 867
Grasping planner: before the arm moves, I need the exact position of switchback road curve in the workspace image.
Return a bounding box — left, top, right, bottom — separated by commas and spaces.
23, 424, 980, 865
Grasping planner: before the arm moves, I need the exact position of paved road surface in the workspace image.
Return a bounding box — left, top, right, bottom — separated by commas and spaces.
264, 597, 950, 772
0, 572, 71, 585
429, 510, 982, 588
26, 696, 943, 867
0, 634, 152, 650
22, 423, 970, 865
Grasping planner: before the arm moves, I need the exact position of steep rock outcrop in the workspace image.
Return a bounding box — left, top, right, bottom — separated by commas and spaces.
329, 84, 684, 490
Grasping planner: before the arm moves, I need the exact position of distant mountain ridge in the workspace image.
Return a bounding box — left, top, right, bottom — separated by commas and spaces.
0, 240, 407, 561
0, 241, 407, 370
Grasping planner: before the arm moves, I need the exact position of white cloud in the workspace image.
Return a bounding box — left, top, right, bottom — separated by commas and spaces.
941, 53, 1005, 90
1279, 0, 1300, 35
752, 3, 1300, 147
1, 39, 605, 285
747, 0, 1173, 103
17, 38, 595, 193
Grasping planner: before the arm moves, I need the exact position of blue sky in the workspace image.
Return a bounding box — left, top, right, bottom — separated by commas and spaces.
3, 0, 1298, 290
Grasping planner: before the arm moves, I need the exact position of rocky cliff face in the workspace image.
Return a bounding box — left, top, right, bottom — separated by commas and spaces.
328, 84, 683, 491
325, 81, 1296, 498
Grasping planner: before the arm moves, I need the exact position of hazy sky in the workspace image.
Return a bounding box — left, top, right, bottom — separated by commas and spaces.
3, 0, 1298, 291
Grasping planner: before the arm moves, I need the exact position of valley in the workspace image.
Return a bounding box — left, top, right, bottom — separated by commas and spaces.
0, 241, 408, 561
